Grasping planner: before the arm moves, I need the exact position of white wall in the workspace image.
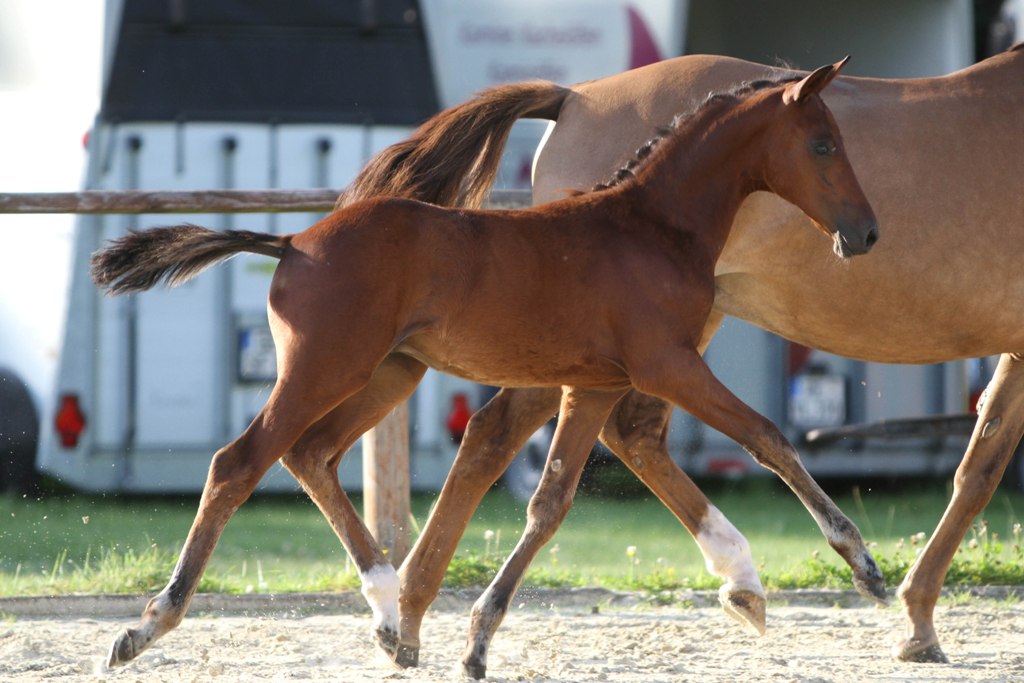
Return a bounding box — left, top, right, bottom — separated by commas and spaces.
687, 0, 973, 77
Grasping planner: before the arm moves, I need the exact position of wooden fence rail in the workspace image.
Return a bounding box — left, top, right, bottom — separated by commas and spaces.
0, 186, 531, 565
0, 188, 530, 214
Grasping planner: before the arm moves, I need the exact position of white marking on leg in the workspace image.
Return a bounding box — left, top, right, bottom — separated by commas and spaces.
361, 563, 400, 634
696, 505, 763, 595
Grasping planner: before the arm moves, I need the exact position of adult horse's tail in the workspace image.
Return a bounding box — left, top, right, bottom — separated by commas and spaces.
337, 81, 569, 210
91, 225, 288, 295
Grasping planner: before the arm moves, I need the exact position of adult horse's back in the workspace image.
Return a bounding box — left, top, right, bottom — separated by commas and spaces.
537, 48, 1024, 361
536, 45, 1024, 663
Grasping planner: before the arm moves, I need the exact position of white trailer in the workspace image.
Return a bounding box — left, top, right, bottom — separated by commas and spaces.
28, 0, 687, 493
9, 0, 1019, 496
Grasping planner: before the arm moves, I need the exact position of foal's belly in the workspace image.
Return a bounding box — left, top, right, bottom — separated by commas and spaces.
394, 332, 632, 390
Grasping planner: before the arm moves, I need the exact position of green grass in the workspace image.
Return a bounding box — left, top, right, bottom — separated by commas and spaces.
1, 474, 1023, 596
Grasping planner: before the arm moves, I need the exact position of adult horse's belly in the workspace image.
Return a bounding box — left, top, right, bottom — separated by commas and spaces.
709, 177, 1024, 364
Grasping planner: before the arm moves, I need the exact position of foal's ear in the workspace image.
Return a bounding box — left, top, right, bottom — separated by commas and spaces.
782, 56, 849, 104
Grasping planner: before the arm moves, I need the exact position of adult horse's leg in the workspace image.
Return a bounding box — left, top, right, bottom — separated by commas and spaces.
396, 386, 562, 666
895, 352, 1024, 663
599, 390, 766, 634
279, 353, 427, 657
107, 367, 371, 667
461, 387, 625, 679
634, 350, 886, 605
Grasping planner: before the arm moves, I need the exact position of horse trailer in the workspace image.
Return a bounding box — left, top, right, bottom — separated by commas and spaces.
25, 0, 690, 493
5, 0, 1021, 497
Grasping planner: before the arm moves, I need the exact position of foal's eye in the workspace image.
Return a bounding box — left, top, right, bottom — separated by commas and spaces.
813, 140, 836, 156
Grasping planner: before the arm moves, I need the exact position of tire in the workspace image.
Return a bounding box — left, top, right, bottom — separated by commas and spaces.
502, 422, 554, 503
0, 370, 40, 494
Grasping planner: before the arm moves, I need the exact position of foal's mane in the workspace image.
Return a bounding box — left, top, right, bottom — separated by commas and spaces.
591, 74, 802, 193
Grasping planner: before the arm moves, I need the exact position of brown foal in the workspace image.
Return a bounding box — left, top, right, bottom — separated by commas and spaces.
93, 60, 877, 676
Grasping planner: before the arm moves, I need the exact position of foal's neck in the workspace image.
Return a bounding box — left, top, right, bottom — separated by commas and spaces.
623, 94, 775, 259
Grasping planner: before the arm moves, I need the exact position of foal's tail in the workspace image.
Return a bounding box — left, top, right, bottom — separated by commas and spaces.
337, 81, 570, 210
91, 224, 288, 295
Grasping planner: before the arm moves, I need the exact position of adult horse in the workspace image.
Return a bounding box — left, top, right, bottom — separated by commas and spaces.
372, 45, 1024, 666
94, 63, 877, 676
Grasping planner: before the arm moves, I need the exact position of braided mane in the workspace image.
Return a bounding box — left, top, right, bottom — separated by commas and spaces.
591, 75, 801, 192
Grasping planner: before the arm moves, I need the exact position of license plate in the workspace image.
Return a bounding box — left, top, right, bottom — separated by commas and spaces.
789, 374, 846, 428
238, 325, 277, 382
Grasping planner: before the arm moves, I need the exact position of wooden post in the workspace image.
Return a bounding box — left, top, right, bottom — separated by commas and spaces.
362, 404, 411, 566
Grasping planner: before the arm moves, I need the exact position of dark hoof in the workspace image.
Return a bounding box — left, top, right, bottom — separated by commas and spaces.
107, 628, 137, 668
893, 638, 949, 663
719, 588, 767, 636
462, 660, 487, 679
853, 555, 888, 605
394, 642, 419, 668
375, 626, 400, 660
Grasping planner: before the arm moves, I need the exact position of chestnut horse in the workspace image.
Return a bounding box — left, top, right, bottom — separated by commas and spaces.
370, 45, 1024, 667
93, 62, 877, 676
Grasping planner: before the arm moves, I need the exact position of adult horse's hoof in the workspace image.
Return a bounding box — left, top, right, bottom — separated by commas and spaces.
107, 628, 138, 668
374, 625, 400, 660
719, 588, 767, 636
461, 660, 487, 680
893, 637, 949, 663
394, 642, 419, 668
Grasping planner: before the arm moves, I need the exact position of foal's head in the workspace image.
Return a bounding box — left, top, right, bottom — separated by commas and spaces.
756, 58, 879, 258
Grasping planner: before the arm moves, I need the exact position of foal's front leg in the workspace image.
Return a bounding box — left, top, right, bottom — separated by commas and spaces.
600, 391, 766, 634
461, 387, 625, 679
635, 350, 886, 605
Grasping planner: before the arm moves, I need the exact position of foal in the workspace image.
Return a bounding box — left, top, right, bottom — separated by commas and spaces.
93, 60, 877, 674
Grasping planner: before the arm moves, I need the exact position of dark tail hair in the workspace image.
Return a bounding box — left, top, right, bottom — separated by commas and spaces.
337, 80, 569, 210
91, 224, 288, 295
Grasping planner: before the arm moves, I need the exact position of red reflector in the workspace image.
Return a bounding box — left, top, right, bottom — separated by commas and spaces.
445, 393, 473, 443
707, 459, 747, 477
55, 394, 86, 448
969, 388, 985, 414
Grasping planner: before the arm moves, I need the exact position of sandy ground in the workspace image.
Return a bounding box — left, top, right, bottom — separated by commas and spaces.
3, 593, 1024, 682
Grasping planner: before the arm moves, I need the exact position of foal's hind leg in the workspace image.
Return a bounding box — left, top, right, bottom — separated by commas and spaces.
106, 370, 369, 667
396, 387, 562, 666
634, 350, 886, 605
895, 352, 1024, 663
599, 391, 766, 635
279, 354, 427, 658
461, 387, 625, 679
